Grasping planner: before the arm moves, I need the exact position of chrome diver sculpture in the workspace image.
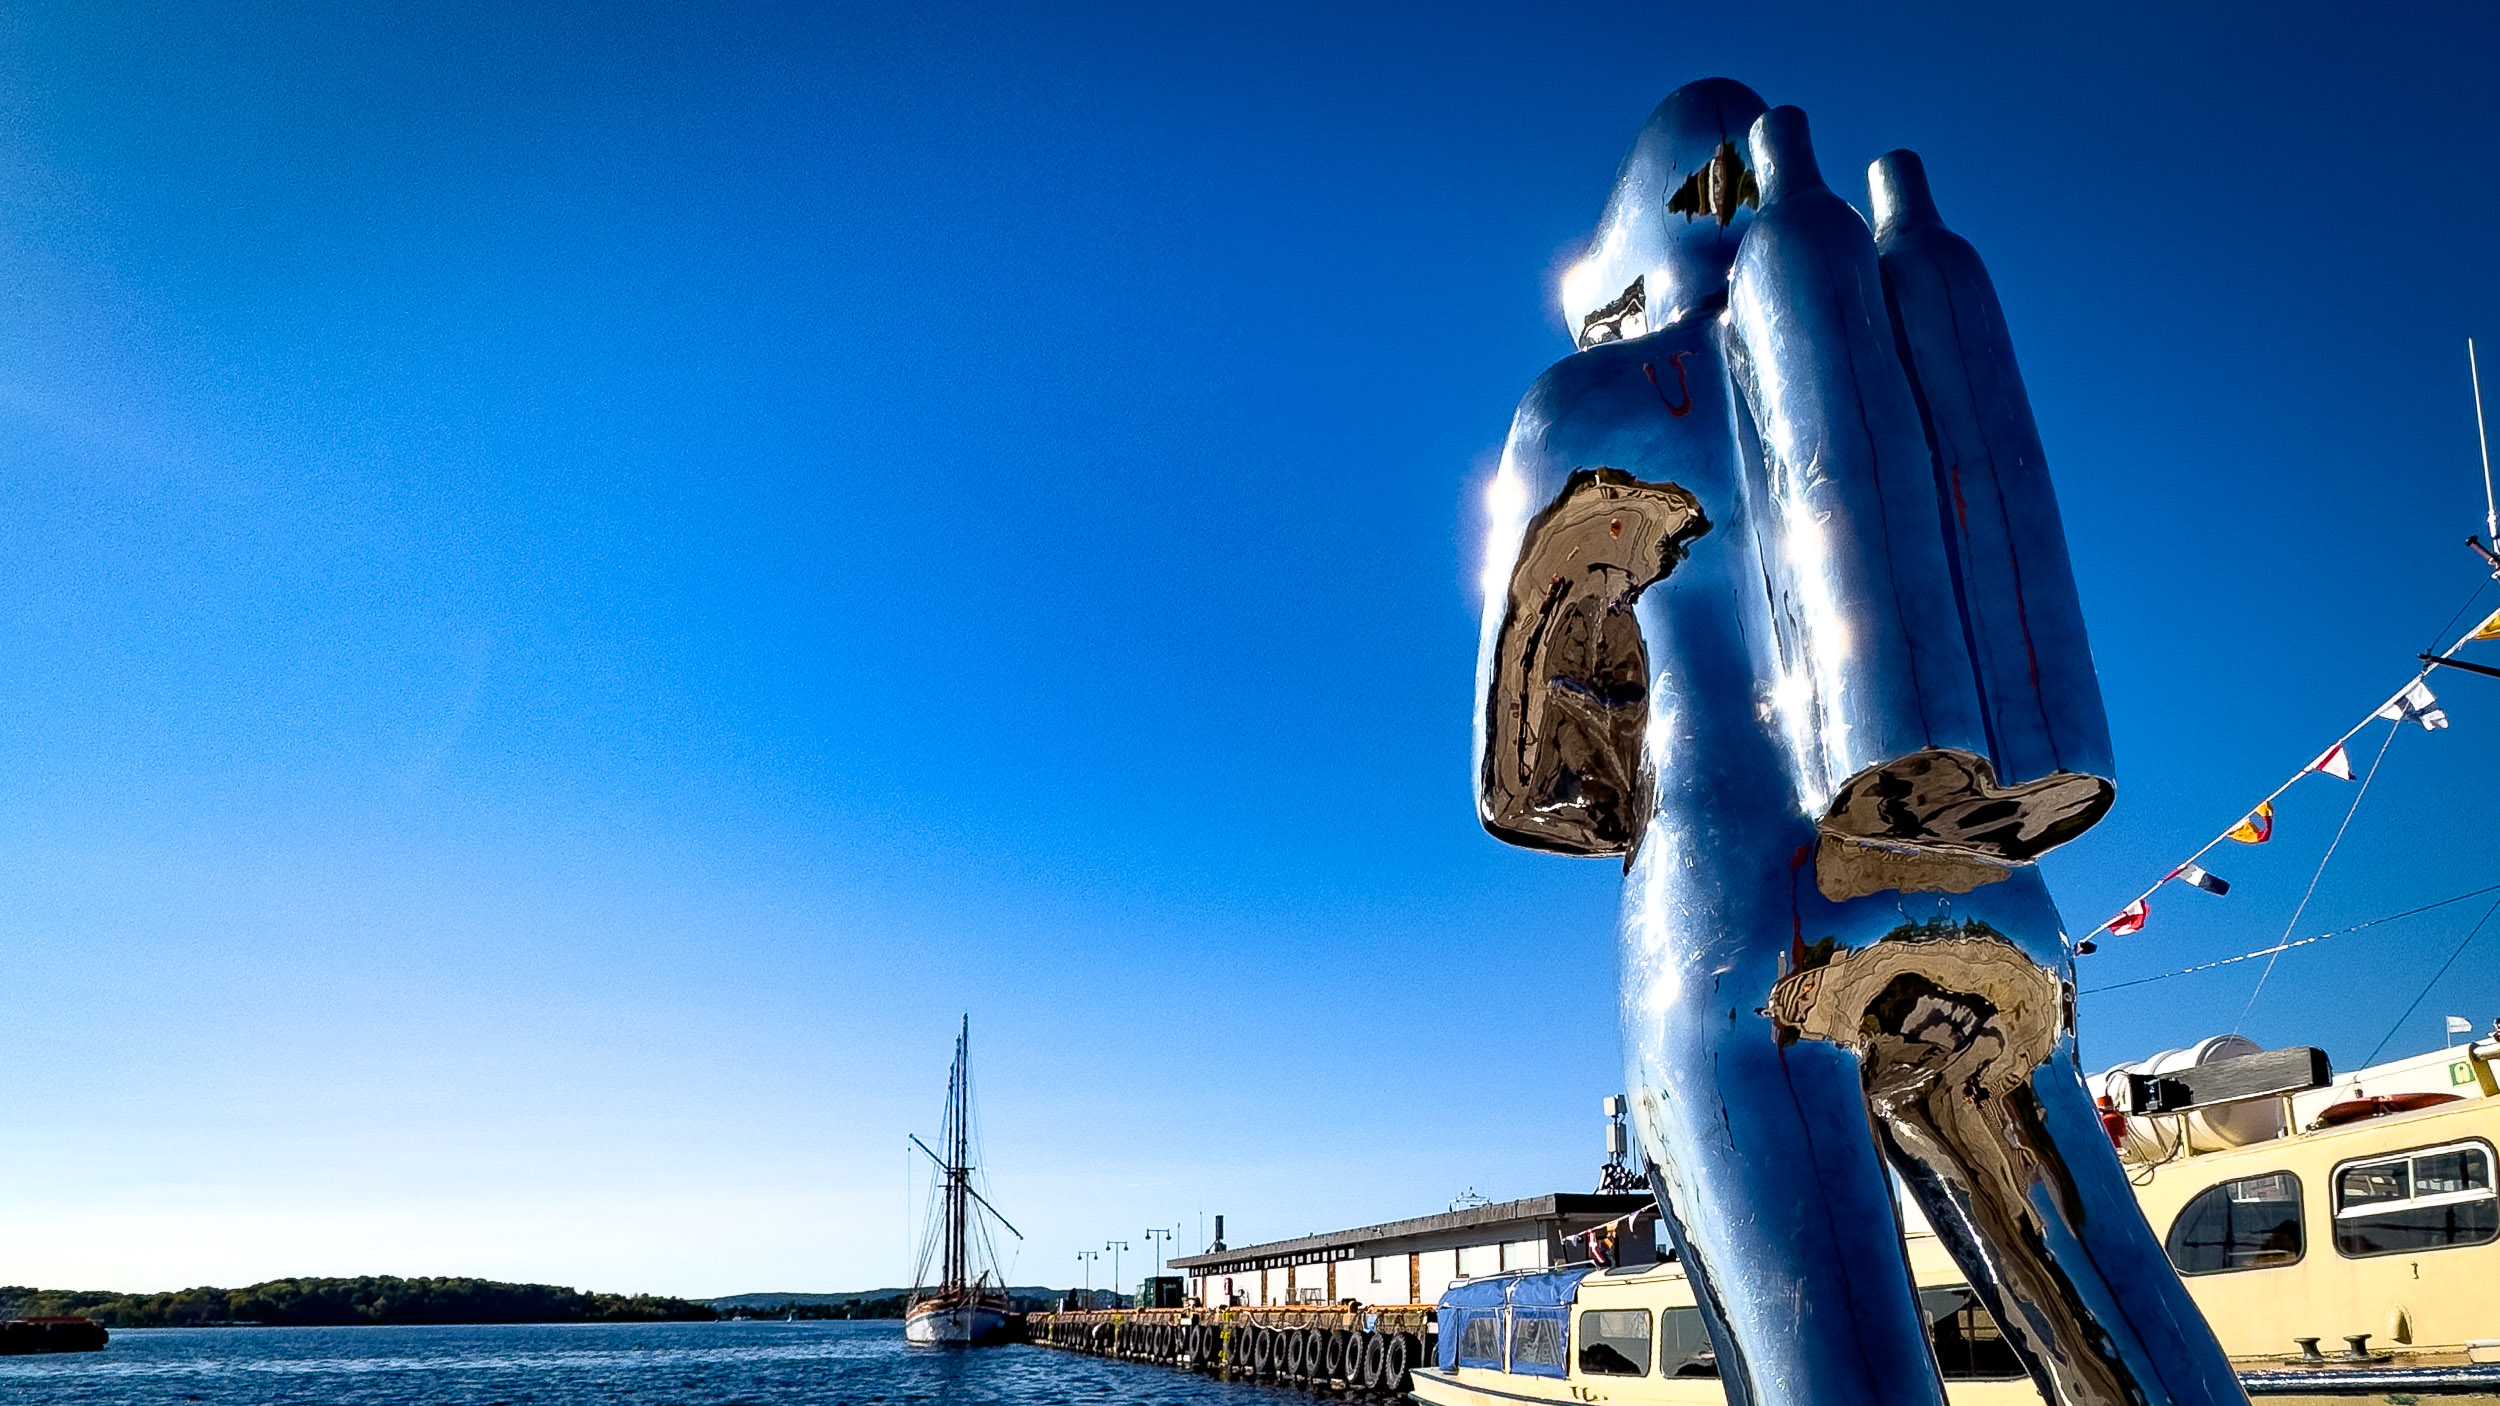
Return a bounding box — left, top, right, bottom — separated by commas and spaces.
1473, 80, 2246, 1406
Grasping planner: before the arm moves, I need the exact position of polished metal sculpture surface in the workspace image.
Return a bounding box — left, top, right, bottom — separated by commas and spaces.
1474, 80, 2245, 1406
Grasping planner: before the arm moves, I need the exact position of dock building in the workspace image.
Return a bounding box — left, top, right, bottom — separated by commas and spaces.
1169, 1193, 1655, 1309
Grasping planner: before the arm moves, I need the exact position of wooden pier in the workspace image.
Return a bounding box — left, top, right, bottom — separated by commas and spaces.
1032, 1302, 1436, 1395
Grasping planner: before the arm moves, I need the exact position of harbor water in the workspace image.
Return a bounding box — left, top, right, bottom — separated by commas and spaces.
0, 1319, 1307, 1405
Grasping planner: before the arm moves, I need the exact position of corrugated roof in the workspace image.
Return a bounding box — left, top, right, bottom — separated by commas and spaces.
1168, 1193, 1650, 1271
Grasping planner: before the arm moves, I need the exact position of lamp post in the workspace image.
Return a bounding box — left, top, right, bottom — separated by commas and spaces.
1106, 1241, 1129, 1307
1145, 1226, 1176, 1275
1076, 1249, 1100, 1309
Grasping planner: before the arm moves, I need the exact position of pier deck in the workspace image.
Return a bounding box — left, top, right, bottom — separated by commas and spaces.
1033, 1303, 1435, 1396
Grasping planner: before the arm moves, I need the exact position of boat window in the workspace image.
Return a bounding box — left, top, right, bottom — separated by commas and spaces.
2164, 1171, 2303, 1274
1577, 1309, 1650, 1376
1658, 1306, 1718, 1377
1511, 1308, 1568, 1377
2333, 1140, 2498, 1258
1918, 1287, 2025, 1379
1455, 1309, 1504, 1368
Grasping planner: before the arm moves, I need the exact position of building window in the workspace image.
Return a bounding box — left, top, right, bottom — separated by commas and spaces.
1578, 1309, 1650, 1376
1658, 1307, 1716, 1376
1370, 1256, 1380, 1284
1456, 1310, 1504, 1368
2164, 1172, 2303, 1274
1918, 1287, 2024, 1379
2333, 1141, 2498, 1258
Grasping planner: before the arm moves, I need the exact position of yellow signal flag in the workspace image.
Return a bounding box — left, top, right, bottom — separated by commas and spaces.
2225, 800, 2275, 844
2472, 605, 2500, 642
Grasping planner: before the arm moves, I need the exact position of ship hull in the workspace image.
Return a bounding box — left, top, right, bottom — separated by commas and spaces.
903, 1295, 1011, 1347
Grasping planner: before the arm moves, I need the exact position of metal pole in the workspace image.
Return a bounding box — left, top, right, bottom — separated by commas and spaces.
2475, 338, 2498, 549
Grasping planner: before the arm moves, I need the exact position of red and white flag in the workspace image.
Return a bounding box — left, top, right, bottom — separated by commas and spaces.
2307, 743, 2355, 781
2108, 898, 2149, 936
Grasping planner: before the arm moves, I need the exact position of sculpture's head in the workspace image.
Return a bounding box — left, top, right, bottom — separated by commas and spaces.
1559, 78, 1769, 349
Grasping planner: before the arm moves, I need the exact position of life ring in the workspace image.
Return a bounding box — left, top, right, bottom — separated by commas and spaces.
2311, 1092, 2462, 1127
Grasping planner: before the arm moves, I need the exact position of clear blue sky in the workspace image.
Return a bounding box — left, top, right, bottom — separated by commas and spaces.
0, 1, 2495, 1298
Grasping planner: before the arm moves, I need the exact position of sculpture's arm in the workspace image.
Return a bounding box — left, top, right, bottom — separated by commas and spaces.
1724, 109, 2109, 895
1869, 150, 2115, 793
1722, 106, 1989, 812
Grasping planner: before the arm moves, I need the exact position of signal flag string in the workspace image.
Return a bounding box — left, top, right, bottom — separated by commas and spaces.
2080, 597, 2500, 949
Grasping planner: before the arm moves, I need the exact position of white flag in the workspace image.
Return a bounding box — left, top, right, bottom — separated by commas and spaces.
2376, 679, 2449, 731
2448, 1015, 2475, 1035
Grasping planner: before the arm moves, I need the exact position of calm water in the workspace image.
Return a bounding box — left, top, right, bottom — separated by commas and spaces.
0, 1320, 1323, 1405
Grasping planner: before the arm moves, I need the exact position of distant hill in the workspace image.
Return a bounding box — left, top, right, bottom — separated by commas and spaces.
706, 1287, 1064, 1309
0, 1277, 717, 1328
706, 1287, 1077, 1318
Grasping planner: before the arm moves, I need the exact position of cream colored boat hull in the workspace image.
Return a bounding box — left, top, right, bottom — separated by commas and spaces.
902, 1299, 1009, 1346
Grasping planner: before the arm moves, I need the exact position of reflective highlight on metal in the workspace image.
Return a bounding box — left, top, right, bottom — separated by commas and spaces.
1473, 84, 2246, 1406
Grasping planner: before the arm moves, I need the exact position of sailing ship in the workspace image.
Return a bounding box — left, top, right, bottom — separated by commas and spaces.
904, 1016, 1022, 1346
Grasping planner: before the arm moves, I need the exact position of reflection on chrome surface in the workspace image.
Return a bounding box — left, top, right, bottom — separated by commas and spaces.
1474, 81, 2244, 1406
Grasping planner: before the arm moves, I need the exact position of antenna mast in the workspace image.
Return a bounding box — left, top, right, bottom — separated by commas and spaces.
2474, 340, 2500, 565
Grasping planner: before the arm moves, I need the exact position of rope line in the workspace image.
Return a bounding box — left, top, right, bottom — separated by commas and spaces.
2233, 720, 2401, 1032
2080, 881, 2500, 995
2425, 577, 2493, 656
2362, 895, 2500, 1066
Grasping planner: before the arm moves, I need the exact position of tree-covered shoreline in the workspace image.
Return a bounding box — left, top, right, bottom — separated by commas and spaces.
0, 1276, 720, 1328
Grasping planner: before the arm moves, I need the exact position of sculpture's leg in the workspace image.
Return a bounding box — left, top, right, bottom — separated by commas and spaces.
1622, 828, 1949, 1406
1882, 1049, 2246, 1406
1774, 867, 2246, 1406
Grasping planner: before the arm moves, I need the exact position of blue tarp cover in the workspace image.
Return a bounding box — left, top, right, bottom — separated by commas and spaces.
1438, 1276, 1511, 1308
1432, 1268, 1597, 1375
1505, 1267, 1594, 1307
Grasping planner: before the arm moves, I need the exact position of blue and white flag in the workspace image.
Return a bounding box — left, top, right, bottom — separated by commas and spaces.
2171, 863, 2229, 896
2376, 679, 2449, 731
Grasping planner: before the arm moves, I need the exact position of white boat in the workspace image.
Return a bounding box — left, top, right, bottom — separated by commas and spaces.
903, 1017, 1021, 1347
903, 1292, 1012, 1347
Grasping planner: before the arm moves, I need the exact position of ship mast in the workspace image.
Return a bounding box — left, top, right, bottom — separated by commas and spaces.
908, 1014, 1021, 1307
946, 1015, 970, 1293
